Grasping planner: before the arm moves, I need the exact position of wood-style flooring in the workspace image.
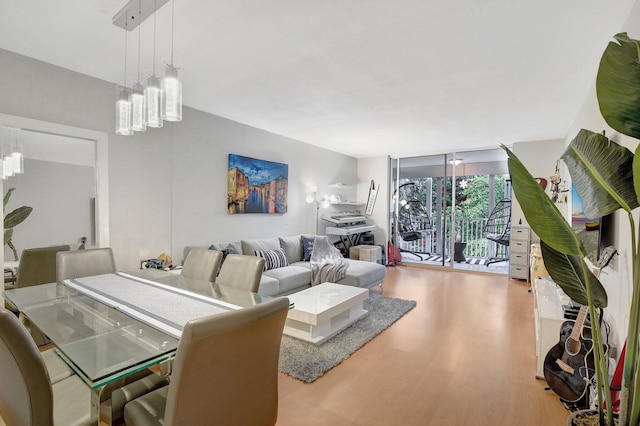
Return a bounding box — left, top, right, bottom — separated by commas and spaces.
276, 265, 569, 426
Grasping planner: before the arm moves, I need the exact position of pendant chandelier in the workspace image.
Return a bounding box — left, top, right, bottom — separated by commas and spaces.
113, 0, 182, 136
1, 127, 24, 180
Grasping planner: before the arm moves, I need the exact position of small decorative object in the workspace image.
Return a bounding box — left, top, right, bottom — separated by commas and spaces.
78, 236, 87, 250
365, 180, 379, 216
3, 187, 33, 261
549, 160, 569, 203
227, 154, 288, 214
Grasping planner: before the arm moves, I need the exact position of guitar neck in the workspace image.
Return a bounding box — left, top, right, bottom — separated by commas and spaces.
569, 305, 589, 341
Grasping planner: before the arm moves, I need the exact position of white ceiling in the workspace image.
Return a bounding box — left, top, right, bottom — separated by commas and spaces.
0, 0, 635, 159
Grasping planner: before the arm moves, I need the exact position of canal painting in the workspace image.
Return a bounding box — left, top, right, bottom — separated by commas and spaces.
228, 154, 288, 214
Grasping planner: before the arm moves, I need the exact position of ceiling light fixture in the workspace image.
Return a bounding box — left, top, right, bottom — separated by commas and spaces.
112, 0, 182, 136
115, 19, 133, 136
448, 158, 463, 165
162, 0, 182, 122
145, 0, 163, 128
130, 2, 147, 132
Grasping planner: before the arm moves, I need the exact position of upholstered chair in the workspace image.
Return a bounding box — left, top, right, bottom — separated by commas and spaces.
5, 245, 70, 291
0, 308, 95, 426
5, 245, 70, 348
124, 297, 290, 426
215, 254, 265, 292
56, 248, 117, 280
181, 248, 223, 282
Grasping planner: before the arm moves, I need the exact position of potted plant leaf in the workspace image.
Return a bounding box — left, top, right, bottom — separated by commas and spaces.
504, 32, 640, 426
4, 187, 33, 261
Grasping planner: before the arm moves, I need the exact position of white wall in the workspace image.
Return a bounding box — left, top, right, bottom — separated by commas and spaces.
4, 159, 95, 258
511, 138, 567, 236
356, 156, 389, 248
0, 49, 357, 270
170, 107, 357, 262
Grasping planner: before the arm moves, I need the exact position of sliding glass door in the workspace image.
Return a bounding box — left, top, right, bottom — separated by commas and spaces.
390, 148, 509, 274
390, 154, 453, 267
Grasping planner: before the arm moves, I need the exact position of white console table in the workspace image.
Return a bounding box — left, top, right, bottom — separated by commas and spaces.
533, 277, 570, 379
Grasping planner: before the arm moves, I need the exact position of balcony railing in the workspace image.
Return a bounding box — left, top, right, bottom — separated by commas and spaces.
398, 217, 509, 260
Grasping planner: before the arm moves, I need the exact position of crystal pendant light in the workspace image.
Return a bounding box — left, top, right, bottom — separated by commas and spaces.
130, 5, 146, 132
116, 87, 133, 136
131, 82, 146, 132
10, 127, 23, 174
115, 21, 133, 136
145, 0, 163, 128
2, 134, 14, 179
162, 0, 182, 122
162, 63, 182, 122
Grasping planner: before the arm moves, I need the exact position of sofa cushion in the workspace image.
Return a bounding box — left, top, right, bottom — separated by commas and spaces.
256, 275, 280, 297
241, 238, 280, 255
263, 265, 311, 294
279, 235, 302, 264
254, 248, 289, 271
301, 234, 316, 261
336, 259, 386, 289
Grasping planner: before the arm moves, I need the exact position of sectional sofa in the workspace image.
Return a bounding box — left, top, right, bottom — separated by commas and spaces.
183, 235, 386, 297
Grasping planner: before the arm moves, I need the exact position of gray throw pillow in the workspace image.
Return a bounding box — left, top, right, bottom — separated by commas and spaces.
301, 235, 316, 261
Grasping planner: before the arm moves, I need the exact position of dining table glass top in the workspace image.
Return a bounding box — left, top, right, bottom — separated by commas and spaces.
2, 269, 269, 389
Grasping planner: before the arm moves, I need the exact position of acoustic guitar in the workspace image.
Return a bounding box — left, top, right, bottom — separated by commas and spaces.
542, 246, 617, 402
543, 305, 594, 402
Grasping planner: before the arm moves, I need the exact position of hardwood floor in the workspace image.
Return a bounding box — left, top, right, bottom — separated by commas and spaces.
276, 265, 569, 426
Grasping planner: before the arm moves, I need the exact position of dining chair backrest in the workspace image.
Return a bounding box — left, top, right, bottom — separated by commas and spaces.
56, 248, 117, 280
215, 254, 265, 293
124, 297, 290, 426
181, 249, 223, 282
0, 308, 54, 426
15, 245, 71, 288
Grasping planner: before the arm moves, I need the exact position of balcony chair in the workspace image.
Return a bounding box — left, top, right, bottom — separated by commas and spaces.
56, 247, 117, 280
181, 248, 223, 282
0, 308, 95, 426
215, 254, 265, 293
484, 199, 512, 266
123, 297, 290, 426
396, 191, 432, 261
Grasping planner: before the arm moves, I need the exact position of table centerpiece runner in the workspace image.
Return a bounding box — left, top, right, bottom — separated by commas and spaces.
63, 272, 239, 338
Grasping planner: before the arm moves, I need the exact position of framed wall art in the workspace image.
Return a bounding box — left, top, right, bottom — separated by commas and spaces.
227, 154, 288, 214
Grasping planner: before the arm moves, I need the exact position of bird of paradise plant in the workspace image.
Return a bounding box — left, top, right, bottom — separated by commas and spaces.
4, 187, 33, 261
504, 32, 640, 426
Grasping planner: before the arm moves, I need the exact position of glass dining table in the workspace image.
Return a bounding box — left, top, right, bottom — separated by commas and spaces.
2, 268, 270, 425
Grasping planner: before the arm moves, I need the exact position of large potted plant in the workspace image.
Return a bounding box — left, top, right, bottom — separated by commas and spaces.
4, 187, 33, 261
504, 32, 640, 426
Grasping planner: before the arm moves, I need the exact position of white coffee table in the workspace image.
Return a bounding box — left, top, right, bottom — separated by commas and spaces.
283, 282, 368, 345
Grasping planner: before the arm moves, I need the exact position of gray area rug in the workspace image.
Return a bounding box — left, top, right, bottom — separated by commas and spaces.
278, 293, 417, 383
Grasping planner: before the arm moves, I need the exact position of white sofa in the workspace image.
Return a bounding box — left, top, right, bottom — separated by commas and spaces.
183, 235, 386, 297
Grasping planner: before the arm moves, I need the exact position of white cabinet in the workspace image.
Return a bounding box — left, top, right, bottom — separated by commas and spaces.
533, 277, 570, 379
509, 226, 530, 280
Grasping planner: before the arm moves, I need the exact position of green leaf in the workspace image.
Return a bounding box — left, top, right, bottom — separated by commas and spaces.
562, 129, 639, 218
3, 187, 15, 209
541, 241, 608, 308
4, 229, 13, 246
502, 145, 584, 256
4, 206, 32, 229
634, 143, 640, 203
596, 33, 640, 139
